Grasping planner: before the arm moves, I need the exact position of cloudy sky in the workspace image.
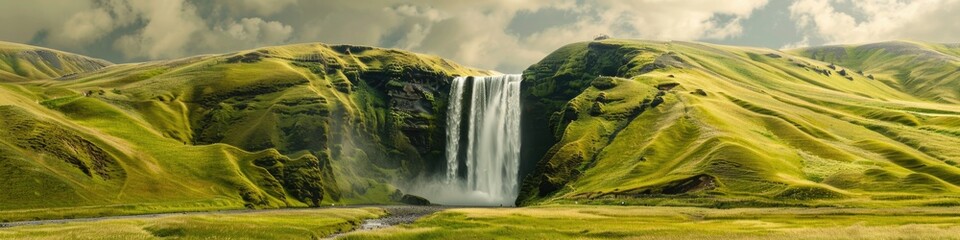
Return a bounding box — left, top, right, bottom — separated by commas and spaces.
1, 0, 958, 72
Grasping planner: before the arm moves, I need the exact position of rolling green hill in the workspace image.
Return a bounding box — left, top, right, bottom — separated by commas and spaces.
518, 39, 960, 207
0, 42, 111, 81
0, 41, 489, 219
789, 40, 960, 103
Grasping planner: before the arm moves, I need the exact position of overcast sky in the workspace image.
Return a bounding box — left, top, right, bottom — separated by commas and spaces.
1, 0, 958, 72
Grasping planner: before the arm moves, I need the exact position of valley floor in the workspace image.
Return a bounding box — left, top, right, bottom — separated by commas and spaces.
3, 205, 960, 239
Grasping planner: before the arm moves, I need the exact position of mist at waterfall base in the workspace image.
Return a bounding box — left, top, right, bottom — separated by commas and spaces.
407, 75, 522, 206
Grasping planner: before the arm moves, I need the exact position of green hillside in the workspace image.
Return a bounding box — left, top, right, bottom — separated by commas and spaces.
0, 42, 111, 81
788, 41, 960, 103
518, 39, 960, 207
0, 41, 489, 220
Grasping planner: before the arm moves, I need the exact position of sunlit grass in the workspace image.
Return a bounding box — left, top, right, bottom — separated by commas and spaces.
341, 205, 960, 240
0, 208, 384, 240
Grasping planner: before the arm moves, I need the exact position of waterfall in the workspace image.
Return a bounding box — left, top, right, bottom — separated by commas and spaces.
440, 74, 522, 206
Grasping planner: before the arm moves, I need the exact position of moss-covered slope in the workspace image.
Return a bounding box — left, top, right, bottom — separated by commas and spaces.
0, 41, 489, 215
518, 39, 960, 208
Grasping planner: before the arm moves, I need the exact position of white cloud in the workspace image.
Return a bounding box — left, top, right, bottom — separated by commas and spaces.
223, 18, 293, 44
113, 0, 205, 59
789, 0, 960, 45
109, 0, 295, 60
781, 36, 811, 49
236, 0, 298, 16
0, 0, 771, 72
58, 9, 114, 44
0, 1, 90, 43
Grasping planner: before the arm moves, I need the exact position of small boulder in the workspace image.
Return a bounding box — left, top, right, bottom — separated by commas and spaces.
595, 92, 607, 102
656, 83, 679, 91
590, 102, 604, 116
389, 189, 404, 202
591, 77, 617, 90
650, 96, 664, 108
691, 89, 707, 96
400, 194, 431, 206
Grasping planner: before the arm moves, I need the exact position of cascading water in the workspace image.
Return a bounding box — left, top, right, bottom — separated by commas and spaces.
413, 74, 522, 206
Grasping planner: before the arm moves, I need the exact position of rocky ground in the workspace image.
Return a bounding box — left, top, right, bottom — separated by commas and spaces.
361, 205, 446, 229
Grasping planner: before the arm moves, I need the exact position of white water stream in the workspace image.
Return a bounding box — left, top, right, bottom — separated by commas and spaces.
414, 75, 522, 206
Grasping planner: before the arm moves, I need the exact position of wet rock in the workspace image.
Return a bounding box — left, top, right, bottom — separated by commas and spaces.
389, 189, 405, 202
399, 194, 431, 205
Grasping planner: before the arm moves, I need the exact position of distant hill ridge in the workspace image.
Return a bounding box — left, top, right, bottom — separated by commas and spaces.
0, 42, 112, 81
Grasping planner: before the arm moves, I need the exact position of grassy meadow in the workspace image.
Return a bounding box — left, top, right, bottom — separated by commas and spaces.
4, 205, 959, 239
340, 205, 960, 240
0, 207, 384, 240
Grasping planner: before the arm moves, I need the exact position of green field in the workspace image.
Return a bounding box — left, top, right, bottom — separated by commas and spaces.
4, 206, 958, 240
0, 208, 384, 239
341, 206, 960, 240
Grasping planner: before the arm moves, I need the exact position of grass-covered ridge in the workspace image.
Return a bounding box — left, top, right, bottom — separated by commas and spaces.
789, 40, 960, 103
0, 41, 490, 219
518, 39, 960, 207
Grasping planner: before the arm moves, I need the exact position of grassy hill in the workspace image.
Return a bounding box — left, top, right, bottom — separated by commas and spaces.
0, 42, 111, 81
518, 39, 960, 207
789, 40, 960, 103
0, 41, 489, 220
